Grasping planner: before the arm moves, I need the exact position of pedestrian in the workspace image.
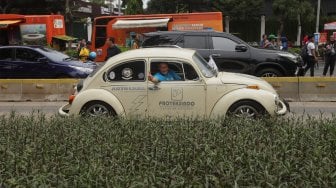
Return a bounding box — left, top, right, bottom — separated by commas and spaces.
105, 37, 121, 61
79, 41, 90, 62
281, 36, 288, 51
304, 35, 318, 77
260, 34, 268, 48
76, 39, 86, 57
85, 51, 97, 64
131, 35, 140, 49
265, 34, 277, 50
323, 35, 336, 76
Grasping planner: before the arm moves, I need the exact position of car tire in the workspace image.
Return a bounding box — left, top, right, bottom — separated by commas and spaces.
228, 100, 266, 118
80, 101, 116, 117
256, 68, 283, 77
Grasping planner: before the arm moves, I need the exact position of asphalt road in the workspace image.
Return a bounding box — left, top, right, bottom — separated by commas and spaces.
0, 102, 335, 118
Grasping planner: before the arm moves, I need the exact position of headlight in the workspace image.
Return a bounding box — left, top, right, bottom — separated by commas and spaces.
69, 66, 93, 74
278, 53, 300, 63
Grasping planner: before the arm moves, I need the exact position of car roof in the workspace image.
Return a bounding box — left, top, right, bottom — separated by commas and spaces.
107, 48, 196, 64
0, 45, 45, 49
144, 30, 228, 36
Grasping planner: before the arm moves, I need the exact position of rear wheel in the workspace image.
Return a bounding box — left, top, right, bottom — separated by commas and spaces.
256, 68, 283, 77
80, 101, 116, 117
228, 100, 266, 118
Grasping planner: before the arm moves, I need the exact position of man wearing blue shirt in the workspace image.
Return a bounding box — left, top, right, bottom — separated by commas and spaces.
148, 63, 181, 83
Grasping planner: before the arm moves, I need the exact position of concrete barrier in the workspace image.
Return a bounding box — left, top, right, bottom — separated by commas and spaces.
0, 78, 336, 102
0, 79, 78, 102
298, 77, 336, 102
263, 77, 299, 102
263, 77, 336, 102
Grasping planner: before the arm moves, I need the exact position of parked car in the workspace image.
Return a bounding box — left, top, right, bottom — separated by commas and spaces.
0, 46, 96, 78
142, 31, 302, 77
59, 48, 288, 118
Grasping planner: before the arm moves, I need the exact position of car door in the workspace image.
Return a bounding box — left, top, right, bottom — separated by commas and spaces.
210, 36, 251, 74
13, 48, 51, 78
0, 48, 14, 78
147, 58, 206, 118
182, 34, 211, 60
103, 59, 148, 117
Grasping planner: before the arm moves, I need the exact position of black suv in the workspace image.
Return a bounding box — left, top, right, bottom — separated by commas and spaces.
142, 31, 301, 77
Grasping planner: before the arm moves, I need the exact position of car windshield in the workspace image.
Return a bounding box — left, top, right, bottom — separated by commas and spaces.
37, 47, 71, 62
192, 53, 215, 78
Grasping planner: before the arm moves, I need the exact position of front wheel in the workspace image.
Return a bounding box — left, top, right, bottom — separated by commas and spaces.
228, 100, 266, 118
256, 68, 283, 77
80, 101, 116, 117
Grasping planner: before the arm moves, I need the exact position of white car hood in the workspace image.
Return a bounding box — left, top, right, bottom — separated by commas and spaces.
218, 72, 277, 94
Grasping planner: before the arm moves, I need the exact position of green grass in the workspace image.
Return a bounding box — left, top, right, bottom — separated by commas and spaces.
0, 114, 336, 187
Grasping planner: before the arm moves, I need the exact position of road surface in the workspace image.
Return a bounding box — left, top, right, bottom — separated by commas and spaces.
0, 102, 335, 118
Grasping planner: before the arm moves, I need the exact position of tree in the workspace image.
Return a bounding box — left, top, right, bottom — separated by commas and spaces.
125, 0, 143, 15
272, 0, 314, 45
212, 0, 263, 20
146, 0, 212, 14
0, 0, 12, 13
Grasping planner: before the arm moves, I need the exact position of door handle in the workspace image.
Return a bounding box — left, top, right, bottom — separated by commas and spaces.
148, 85, 160, 91
211, 54, 221, 57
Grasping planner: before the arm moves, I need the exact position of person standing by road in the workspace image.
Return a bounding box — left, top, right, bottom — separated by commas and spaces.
323, 35, 336, 77
76, 39, 86, 58
304, 35, 318, 77
105, 37, 121, 61
79, 41, 90, 62
265, 34, 277, 50
260, 34, 268, 48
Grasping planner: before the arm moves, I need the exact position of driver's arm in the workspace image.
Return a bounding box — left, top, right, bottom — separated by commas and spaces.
148, 72, 160, 83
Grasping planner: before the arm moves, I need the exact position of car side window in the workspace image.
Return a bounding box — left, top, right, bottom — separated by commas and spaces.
0, 49, 12, 61
150, 61, 199, 81
184, 35, 206, 49
212, 37, 237, 51
15, 48, 44, 62
183, 63, 199, 80
105, 60, 145, 82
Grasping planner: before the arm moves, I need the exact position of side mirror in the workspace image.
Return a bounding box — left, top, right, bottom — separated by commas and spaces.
37, 57, 49, 64
235, 44, 248, 52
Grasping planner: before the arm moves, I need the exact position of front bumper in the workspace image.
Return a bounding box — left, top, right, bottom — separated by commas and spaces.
275, 98, 290, 115
58, 104, 71, 117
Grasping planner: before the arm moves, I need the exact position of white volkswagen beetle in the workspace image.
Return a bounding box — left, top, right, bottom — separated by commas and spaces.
59, 48, 288, 118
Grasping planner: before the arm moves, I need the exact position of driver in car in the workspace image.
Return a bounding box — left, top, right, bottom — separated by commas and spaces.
148, 62, 181, 83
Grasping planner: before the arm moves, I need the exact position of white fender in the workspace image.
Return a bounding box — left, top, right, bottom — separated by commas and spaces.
210, 88, 278, 118
69, 89, 125, 116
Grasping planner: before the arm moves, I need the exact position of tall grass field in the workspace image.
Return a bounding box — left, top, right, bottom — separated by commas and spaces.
0, 114, 335, 187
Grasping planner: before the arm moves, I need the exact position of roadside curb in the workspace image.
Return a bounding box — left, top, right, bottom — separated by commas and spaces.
1, 78, 335, 102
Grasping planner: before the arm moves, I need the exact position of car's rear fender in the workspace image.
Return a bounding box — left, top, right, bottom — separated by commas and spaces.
210, 88, 277, 118
69, 89, 125, 116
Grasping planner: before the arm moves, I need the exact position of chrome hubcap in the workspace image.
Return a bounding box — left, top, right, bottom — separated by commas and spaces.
233, 105, 258, 118
86, 104, 109, 117
262, 72, 277, 77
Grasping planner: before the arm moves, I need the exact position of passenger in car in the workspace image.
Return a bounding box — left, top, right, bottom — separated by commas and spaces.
148, 62, 181, 83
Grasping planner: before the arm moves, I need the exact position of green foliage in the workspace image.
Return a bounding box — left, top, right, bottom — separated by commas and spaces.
119, 46, 130, 52
147, 0, 212, 13
1, 114, 336, 187
125, 0, 143, 15
213, 0, 264, 20
272, 0, 314, 22
64, 49, 78, 58
288, 47, 301, 54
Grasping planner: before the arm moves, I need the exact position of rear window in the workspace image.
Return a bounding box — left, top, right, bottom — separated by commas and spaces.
142, 34, 180, 47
